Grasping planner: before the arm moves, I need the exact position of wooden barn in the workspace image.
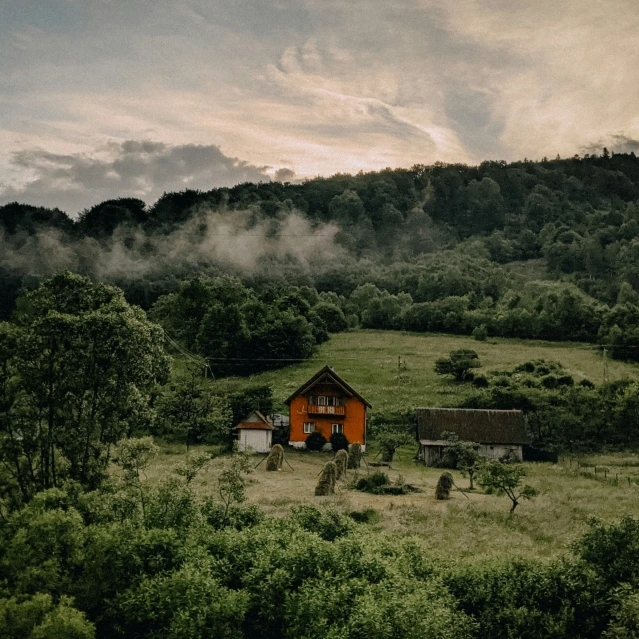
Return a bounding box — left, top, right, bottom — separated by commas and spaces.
286, 366, 371, 450
417, 407, 528, 465
236, 411, 274, 454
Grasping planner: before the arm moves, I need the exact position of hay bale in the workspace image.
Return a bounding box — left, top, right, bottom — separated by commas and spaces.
266, 444, 284, 471
435, 472, 454, 500
334, 449, 348, 480
315, 461, 337, 496
347, 443, 362, 469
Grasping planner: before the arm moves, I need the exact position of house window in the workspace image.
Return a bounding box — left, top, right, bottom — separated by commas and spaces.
331, 423, 343, 434
318, 396, 327, 405
303, 422, 316, 434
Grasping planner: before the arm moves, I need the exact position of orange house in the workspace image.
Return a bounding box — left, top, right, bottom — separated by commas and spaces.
285, 366, 371, 450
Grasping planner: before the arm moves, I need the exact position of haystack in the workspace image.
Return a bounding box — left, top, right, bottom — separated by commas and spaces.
334, 449, 348, 480
266, 444, 284, 471
347, 443, 362, 469
435, 472, 454, 500
315, 461, 337, 496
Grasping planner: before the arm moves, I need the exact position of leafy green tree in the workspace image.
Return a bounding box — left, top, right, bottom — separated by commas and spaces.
0, 272, 170, 504
435, 349, 481, 381
478, 461, 537, 512
0, 594, 94, 639
312, 302, 348, 333
441, 432, 483, 489
374, 425, 414, 463
157, 366, 233, 448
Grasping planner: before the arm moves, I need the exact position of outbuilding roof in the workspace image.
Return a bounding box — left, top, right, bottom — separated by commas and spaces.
284, 365, 372, 408
417, 408, 528, 445
235, 410, 274, 431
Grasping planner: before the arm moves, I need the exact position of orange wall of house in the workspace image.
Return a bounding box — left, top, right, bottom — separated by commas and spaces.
289, 395, 367, 444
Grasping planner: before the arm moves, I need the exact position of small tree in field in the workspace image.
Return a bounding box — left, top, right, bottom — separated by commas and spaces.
375, 425, 414, 463
441, 431, 483, 490
218, 443, 252, 517
435, 349, 481, 381
478, 461, 537, 513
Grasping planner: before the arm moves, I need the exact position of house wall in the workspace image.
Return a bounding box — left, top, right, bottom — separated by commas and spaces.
420, 443, 523, 466
289, 393, 366, 449
238, 429, 272, 454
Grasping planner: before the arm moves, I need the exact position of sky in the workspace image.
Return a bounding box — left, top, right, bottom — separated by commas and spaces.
1, 0, 639, 215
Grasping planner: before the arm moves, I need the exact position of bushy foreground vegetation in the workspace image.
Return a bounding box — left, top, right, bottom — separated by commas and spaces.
3, 452, 639, 639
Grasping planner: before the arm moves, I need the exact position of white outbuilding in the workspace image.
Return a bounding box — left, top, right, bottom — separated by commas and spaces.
236, 411, 274, 454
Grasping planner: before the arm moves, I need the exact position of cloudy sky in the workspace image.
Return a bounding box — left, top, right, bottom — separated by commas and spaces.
1, 0, 638, 214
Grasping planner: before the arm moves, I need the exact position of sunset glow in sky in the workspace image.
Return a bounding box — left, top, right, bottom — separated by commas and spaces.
2, 0, 639, 214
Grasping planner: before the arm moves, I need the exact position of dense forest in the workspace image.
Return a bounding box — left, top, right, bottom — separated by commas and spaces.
3, 151, 639, 362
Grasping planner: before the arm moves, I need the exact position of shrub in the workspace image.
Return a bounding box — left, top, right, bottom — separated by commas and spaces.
472, 324, 488, 341
0, 594, 95, 639
557, 374, 575, 387
472, 374, 489, 388
436, 472, 454, 500
352, 472, 419, 495
201, 500, 264, 530
291, 505, 352, 540
574, 515, 639, 587
330, 431, 349, 452
305, 432, 327, 451
348, 508, 380, 524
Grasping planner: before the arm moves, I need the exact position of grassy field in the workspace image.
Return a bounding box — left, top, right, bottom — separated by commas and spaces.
205, 330, 639, 415
149, 331, 639, 562
146, 442, 639, 562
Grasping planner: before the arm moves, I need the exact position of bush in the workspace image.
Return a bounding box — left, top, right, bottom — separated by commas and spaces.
352, 472, 419, 495
330, 432, 349, 452
348, 508, 379, 524
472, 374, 489, 388
291, 505, 353, 540
305, 432, 327, 451
472, 324, 488, 341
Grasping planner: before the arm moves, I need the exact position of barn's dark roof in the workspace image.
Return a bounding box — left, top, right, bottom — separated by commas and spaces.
284, 365, 371, 407
417, 408, 528, 445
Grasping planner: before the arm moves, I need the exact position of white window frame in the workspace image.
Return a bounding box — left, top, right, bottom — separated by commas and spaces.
303, 422, 316, 434
331, 423, 343, 434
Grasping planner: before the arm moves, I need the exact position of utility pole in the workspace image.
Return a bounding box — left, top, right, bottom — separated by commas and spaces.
603, 347, 608, 385
397, 355, 401, 390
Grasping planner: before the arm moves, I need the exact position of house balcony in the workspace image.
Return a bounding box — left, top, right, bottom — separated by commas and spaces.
307, 405, 345, 416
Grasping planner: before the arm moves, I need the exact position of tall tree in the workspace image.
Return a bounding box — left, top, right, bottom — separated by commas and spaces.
0, 272, 170, 504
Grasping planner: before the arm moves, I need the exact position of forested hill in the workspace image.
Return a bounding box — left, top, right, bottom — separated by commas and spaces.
3, 151, 639, 347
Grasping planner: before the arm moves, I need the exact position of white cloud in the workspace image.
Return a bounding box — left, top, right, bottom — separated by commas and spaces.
0, 140, 270, 214
1, 0, 638, 204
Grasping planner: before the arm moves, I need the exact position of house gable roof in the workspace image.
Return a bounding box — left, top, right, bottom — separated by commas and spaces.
417, 408, 528, 445
284, 365, 372, 408
235, 410, 274, 430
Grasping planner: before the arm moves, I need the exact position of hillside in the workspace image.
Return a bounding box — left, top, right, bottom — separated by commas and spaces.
205, 330, 639, 416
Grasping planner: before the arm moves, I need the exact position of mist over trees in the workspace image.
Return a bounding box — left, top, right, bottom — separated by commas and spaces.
3, 151, 639, 361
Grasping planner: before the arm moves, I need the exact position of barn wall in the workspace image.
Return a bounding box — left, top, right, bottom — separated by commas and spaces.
478, 444, 523, 461
420, 443, 523, 466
